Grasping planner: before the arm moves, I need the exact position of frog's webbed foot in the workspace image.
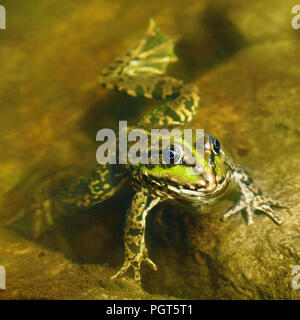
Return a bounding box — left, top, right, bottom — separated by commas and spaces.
222, 193, 288, 225
4, 176, 65, 239
223, 165, 289, 225
99, 19, 200, 127
111, 248, 157, 284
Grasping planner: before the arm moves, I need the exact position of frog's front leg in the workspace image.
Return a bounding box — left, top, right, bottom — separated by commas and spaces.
223, 164, 288, 225
111, 188, 161, 284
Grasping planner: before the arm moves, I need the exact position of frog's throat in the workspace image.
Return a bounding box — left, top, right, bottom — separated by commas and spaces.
134, 166, 232, 205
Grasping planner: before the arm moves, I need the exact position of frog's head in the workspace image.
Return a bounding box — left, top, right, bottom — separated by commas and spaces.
139, 133, 232, 204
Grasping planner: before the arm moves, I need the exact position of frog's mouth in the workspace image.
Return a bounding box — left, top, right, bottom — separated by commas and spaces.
168, 170, 232, 203
142, 169, 232, 204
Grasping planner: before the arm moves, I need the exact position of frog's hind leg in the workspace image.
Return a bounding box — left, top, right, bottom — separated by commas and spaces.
5, 164, 126, 240
59, 163, 126, 209
99, 19, 201, 126
111, 188, 161, 284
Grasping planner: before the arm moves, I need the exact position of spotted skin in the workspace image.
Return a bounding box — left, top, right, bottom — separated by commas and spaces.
96, 20, 288, 283
99, 19, 200, 127
111, 188, 160, 283
60, 163, 126, 209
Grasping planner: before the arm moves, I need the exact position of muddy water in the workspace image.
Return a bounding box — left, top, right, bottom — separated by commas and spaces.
0, 0, 299, 299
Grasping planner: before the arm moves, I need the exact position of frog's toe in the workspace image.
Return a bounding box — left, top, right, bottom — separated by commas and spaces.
110, 261, 131, 281
145, 257, 158, 271
255, 203, 283, 224
253, 195, 287, 224
131, 256, 157, 283
222, 198, 245, 221
222, 194, 285, 225
110, 260, 143, 284
222, 197, 255, 225
110, 255, 157, 284
265, 197, 291, 209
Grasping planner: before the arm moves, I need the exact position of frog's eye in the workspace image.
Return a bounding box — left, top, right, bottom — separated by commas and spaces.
162, 144, 182, 164
211, 137, 221, 154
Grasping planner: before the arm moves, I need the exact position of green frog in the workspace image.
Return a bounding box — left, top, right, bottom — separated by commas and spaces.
8, 19, 287, 285
58, 19, 288, 284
